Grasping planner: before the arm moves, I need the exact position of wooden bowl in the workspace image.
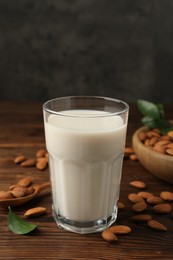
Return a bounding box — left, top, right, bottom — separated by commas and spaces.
132, 126, 173, 184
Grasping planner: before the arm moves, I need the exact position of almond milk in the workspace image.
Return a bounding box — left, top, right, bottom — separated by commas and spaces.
44, 110, 127, 224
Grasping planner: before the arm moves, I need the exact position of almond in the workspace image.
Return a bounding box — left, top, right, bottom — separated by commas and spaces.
129, 180, 146, 189
153, 203, 172, 214
129, 154, 138, 161
17, 177, 32, 187
149, 136, 159, 146
160, 191, 173, 201
147, 220, 167, 231
107, 225, 131, 234
118, 202, 125, 209
166, 148, 173, 156
131, 214, 152, 222
157, 140, 170, 146
124, 147, 134, 154
36, 159, 48, 170
147, 196, 163, 205
153, 143, 166, 154
128, 193, 144, 203
24, 207, 46, 218
166, 143, 173, 149
36, 149, 47, 158
102, 230, 118, 242
160, 135, 171, 141
137, 191, 153, 200
144, 138, 150, 146
21, 158, 36, 167
132, 201, 147, 212
14, 155, 26, 164
138, 132, 147, 142
0, 191, 14, 200
10, 186, 28, 198
167, 130, 173, 138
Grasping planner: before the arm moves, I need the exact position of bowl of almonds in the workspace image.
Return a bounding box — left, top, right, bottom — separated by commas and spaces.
132, 126, 173, 183
132, 100, 173, 184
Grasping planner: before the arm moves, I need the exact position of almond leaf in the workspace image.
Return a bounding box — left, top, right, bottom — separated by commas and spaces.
7, 207, 37, 235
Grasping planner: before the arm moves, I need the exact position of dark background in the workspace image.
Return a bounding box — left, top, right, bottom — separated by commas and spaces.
0, 0, 173, 103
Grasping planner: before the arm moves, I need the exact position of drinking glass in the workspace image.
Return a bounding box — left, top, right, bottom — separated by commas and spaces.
43, 96, 129, 234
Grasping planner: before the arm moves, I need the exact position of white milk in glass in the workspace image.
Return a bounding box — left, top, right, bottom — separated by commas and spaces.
44, 110, 127, 223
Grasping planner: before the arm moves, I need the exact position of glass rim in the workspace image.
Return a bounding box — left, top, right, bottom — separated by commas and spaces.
43, 96, 129, 118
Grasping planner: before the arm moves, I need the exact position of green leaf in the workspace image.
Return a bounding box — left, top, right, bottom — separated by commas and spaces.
137, 100, 160, 119
8, 207, 37, 235
141, 116, 158, 128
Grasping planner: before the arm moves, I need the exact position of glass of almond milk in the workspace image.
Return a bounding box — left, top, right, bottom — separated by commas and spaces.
43, 96, 129, 234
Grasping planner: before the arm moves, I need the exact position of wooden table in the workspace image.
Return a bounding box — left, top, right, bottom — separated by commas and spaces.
0, 102, 173, 260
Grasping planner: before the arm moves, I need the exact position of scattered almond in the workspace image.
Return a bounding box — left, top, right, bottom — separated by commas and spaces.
17, 177, 32, 187
14, 155, 26, 164
128, 193, 144, 203
147, 219, 167, 231
24, 207, 46, 218
129, 154, 138, 161
131, 214, 152, 222
102, 230, 118, 242
21, 158, 37, 167
36, 149, 47, 158
129, 180, 146, 189
107, 225, 131, 235
118, 202, 125, 209
36, 159, 48, 170
153, 203, 172, 214
147, 196, 163, 205
160, 191, 173, 201
132, 201, 147, 212
137, 191, 153, 200
124, 147, 134, 154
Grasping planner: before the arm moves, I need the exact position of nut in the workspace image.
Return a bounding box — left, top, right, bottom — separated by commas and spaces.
17, 177, 32, 187
167, 131, 173, 138
128, 193, 144, 203
153, 203, 172, 214
10, 186, 29, 198
24, 207, 46, 218
146, 196, 163, 205
129, 180, 146, 189
137, 191, 153, 200
14, 155, 26, 164
131, 214, 152, 222
0, 191, 14, 200
101, 225, 131, 242
107, 225, 131, 234
147, 219, 167, 231
36, 158, 48, 170
160, 191, 173, 201
21, 158, 37, 167
36, 149, 47, 158
118, 202, 125, 209
129, 154, 138, 161
102, 230, 118, 242
166, 148, 173, 156
132, 201, 147, 212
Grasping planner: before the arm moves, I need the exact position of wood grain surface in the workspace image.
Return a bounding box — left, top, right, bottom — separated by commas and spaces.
0, 102, 173, 260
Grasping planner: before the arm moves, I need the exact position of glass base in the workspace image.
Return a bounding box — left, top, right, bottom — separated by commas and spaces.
52, 206, 118, 234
